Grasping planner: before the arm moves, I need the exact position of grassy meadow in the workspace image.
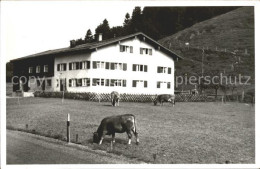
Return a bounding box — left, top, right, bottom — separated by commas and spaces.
7, 97, 254, 164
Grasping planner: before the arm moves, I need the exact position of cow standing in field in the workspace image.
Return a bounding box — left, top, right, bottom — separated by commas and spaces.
93, 114, 139, 145
111, 91, 120, 106
154, 94, 175, 106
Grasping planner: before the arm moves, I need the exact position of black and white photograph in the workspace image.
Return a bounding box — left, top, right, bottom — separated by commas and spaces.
1, 0, 258, 167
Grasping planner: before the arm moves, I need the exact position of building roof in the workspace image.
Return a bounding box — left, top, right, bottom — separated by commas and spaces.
11, 32, 183, 62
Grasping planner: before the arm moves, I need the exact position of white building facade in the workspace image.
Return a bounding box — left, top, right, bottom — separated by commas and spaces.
13, 32, 181, 95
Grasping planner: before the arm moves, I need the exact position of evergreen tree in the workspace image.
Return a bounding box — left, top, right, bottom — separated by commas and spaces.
95, 19, 112, 40
130, 7, 143, 32
123, 13, 130, 26
85, 29, 94, 42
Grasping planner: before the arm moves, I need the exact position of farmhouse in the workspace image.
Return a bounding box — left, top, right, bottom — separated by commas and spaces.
11, 32, 181, 95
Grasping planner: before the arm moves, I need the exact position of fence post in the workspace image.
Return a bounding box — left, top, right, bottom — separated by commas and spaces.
241, 90, 245, 102
67, 113, 70, 143
76, 134, 79, 143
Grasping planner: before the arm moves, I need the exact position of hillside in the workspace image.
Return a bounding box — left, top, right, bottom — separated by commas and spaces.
159, 7, 254, 95
159, 7, 254, 55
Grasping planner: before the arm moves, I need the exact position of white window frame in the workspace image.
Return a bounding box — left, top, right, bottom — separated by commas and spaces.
72, 62, 77, 70
157, 81, 168, 88
71, 79, 77, 87
36, 66, 40, 73
44, 65, 48, 72
29, 67, 33, 73
120, 45, 133, 53
140, 47, 152, 55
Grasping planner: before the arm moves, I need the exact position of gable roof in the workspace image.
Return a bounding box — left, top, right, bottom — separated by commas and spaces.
11, 32, 183, 62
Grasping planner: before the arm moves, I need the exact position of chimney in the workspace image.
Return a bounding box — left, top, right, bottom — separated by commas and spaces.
70, 40, 76, 48
98, 33, 102, 42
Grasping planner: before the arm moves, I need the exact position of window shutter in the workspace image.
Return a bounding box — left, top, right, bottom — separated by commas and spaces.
123, 63, 127, 71
123, 80, 126, 87
87, 61, 90, 69
140, 48, 143, 54
76, 62, 79, 70
167, 82, 171, 89
93, 61, 97, 69
149, 49, 152, 55
69, 79, 72, 87
168, 67, 171, 74
87, 78, 90, 86
120, 45, 123, 52
92, 78, 96, 86
111, 63, 115, 70
144, 81, 147, 88
130, 46, 133, 53
110, 79, 115, 86
69, 63, 72, 70
64, 64, 67, 71
133, 64, 136, 71
133, 80, 137, 87
157, 81, 160, 88
79, 62, 82, 69
140, 65, 143, 71
144, 65, 148, 72
157, 67, 160, 73
105, 62, 110, 69
105, 79, 109, 86
57, 64, 60, 71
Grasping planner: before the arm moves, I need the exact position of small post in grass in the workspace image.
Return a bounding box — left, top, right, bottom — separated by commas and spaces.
67, 113, 70, 143
62, 90, 65, 104
17, 96, 20, 105
76, 134, 79, 143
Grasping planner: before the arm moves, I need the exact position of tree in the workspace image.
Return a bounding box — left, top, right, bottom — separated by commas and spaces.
130, 7, 143, 32
85, 29, 94, 43
123, 13, 130, 27
95, 19, 112, 40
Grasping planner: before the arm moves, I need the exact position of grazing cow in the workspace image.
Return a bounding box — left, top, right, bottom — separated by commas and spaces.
93, 114, 139, 145
154, 94, 175, 106
111, 91, 120, 106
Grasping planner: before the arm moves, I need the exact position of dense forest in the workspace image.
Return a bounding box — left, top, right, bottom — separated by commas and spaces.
75, 6, 238, 45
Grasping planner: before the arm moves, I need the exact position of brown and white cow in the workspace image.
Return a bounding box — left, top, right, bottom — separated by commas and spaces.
93, 114, 139, 145
111, 91, 120, 106
154, 94, 175, 106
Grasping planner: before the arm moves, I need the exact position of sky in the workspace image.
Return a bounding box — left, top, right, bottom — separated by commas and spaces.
1, 1, 140, 62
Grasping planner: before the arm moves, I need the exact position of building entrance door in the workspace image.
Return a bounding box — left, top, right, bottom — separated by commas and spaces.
60, 79, 66, 91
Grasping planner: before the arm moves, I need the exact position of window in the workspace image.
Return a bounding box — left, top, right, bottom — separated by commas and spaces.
44, 65, 48, 72
102, 62, 127, 71
69, 79, 77, 87
29, 67, 33, 73
93, 61, 105, 69
114, 63, 123, 70
69, 62, 80, 70
47, 79, 52, 86
57, 63, 67, 71
114, 80, 122, 86
157, 66, 171, 74
157, 81, 170, 89
140, 48, 152, 55
82, 61, 90, 69
82, 78, 90, 86
120, 45, 133, 53
133, 64, 148, 72
132, 80, 147, 88
36, 66, 40, 73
